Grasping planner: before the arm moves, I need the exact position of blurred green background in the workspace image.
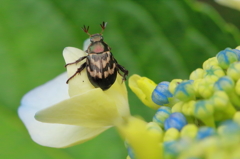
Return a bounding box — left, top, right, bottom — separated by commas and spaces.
1, 0, 240, 158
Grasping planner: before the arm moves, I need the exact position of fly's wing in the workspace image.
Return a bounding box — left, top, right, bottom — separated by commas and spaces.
101, 52, 117, 79
86, 52, 117, 90
86, 54, 103, 79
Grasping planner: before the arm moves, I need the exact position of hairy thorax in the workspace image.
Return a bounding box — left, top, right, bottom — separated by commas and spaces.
89, 42, 105, 53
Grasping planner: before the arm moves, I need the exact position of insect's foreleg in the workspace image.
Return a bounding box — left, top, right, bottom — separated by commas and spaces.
116, 64, 128, 81
66, 62, 87, 83
65, 56, 87, 67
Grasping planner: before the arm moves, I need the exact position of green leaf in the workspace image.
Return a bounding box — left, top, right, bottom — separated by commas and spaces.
1, 0, 240, 158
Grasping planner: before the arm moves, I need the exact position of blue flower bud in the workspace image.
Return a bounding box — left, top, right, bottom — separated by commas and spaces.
152, 82, 173, 105
218, 120, 240, 136
216, 48, 239, 69
153, 106, 171, 128
196, 127, 216, 140
232, 49, 240, 61
214, 76, 235, 93
174, 80, 195, 102
164, 138, 192, 158
125, 142, 135, 159
164, 112, 187, 131
163, 141, 179, 158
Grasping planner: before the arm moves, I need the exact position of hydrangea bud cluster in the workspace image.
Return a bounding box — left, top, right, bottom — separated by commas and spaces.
128, 46, 240, 159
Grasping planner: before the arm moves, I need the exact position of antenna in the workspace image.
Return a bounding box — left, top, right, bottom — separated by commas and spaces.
81, 25, 91, 36
100, 21, 107, 34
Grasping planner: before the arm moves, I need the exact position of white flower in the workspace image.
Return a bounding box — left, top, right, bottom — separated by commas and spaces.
18, 41, 130, 148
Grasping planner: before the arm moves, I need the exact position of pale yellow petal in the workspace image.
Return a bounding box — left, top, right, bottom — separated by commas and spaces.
104, 74, 130, 121
63, 47, 94, 97
36, 47, 130, 128
129, 74, 159, 109
35, 88, 121, 128
63, 47, 130, 121
118, 117, 162, 159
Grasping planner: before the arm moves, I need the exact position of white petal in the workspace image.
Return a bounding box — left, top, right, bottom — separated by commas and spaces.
20, 72, 69, 110
83, 38, 91, 51
19, 105, 109, 148
18, 73, 109, 147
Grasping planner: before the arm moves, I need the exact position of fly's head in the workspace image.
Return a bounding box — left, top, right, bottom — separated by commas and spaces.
81, 21, 107, 43
90, 33, 103, 43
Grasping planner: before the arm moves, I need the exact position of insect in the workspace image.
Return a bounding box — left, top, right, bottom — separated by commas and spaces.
65, 22, 128, 90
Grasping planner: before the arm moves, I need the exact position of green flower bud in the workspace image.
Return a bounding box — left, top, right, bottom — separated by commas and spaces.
236, 79, 240, 96
163, 128, 180, 142
182, 100, 195, 116
203, 57, 219, 70
197, 79, 214, 98
180, 124, 198, 139
193, 100, 215, 127
203, 65, 225, 82
189, 68, 204, 80
227, 62, 240, 81
172, 101, 184, 113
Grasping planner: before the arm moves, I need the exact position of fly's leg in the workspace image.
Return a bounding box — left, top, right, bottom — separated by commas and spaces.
113, 57, 128, 82
66, 62, 87, 83
65, 56, 87, 67
116, 63, 128, 82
